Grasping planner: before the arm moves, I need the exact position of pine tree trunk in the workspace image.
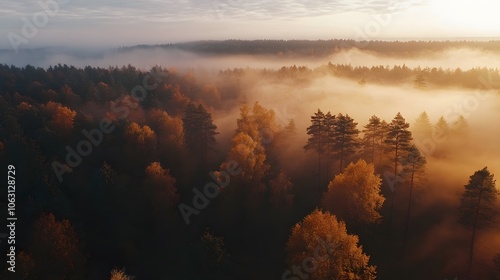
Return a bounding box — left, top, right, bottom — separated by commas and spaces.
466, 196, 482, 280
403, 166, 415, 250
388, 145, 399, 240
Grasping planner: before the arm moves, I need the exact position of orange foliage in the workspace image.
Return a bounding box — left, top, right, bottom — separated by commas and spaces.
144, 162, 179, 208
286, 209, 376, 280
42, 101, 77, 134
125, 122, 157, 146
321, 160, 385, 227
33, 213, 82, 270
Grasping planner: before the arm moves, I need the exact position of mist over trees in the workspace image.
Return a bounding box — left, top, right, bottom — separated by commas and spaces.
0, 40, 499, 280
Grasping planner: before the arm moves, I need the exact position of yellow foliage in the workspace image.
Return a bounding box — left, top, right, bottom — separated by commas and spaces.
322, 160, 385, 227
42, 101, 77, 134
286, 209, 376, 280
125, 122, 157, 146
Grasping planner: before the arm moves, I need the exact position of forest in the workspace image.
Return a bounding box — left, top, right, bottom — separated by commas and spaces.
0, 41, 500, 280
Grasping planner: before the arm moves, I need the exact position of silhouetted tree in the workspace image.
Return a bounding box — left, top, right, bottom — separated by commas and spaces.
304, 109, 327, 188
331, 113, 360, 173
385, 112, 413, 236
182, 102, 218, 165
269, 170, 294, 212
434, 116, 450, 157
402, 145, 427, 249
459, 167, 498, 280
362, 115, 385, 165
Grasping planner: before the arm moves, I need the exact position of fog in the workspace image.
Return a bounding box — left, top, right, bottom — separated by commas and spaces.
198, 55, 500, 278
3, 45, 500, 71
3, 41, 499, 278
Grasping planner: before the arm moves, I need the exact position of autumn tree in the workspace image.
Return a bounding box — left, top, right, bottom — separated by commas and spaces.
236, 102, 280, 148
32, 213, 86, 279
362, 115, 385, 165
41, 101, 77, 136
180, 228, 233, 280
459, 167, 498, 280
321, 160, 384, 228
143, 162, 179, 219
269, 170, 294, 212
124, 122, 157, 166
182, 102, 218, 165
110, 268, 133, 280
401, 145, 427, 249
285, 209, 377, 280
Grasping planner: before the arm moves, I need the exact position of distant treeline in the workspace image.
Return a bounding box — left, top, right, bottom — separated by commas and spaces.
119, 39, 500, 57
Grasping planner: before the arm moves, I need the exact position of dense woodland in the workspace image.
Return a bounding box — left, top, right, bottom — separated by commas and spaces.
120, 40, 500, 58
0, 58, 499, 280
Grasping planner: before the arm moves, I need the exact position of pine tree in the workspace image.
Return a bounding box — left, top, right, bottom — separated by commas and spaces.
413, 111, 433, 141
459, 167, 498, 280
331, 113, 360, 173
401, 145, 426, 249
362, 115, 385, 165
434, 116, 450, 157
182, 102, 218, 165
323, 112, 335, 180
304, 109, 327, 188
384, 112, 413, 237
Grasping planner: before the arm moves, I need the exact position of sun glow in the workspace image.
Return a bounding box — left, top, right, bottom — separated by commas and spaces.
429, 0, 500, 35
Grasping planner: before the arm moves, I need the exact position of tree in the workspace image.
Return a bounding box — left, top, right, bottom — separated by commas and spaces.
401, 145, 427, 249
434, 116, 450, 157
413, 111, 433, 141
362, 115, 385, 165
414, 74, 426, 89
41, 101, 77, 136
451, 115, 470, 149
228, 132, 267, 181
32, 213, 86, 279
321, 160, 385, 228
182, 102, 218, 165
110, 268, 133, 280
323, 112, 336, 180
143, 162, 179, 216
269, 170, 294, 212
331, 113, 360, 173
384, 112, 413, 236
385, 112, 413, 186
285, 209, 377, 280
304, 109, 327, 188
181, 228, 233, 280
459, 167, 498, 280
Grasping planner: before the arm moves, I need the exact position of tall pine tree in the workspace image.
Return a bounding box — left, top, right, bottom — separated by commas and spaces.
304, 109, 327, 188
331, 113, 360, 173
459, 167, 498, 280
182, 102, 218, 166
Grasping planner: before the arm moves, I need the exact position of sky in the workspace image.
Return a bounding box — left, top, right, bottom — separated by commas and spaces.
0, 0, 499, 50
